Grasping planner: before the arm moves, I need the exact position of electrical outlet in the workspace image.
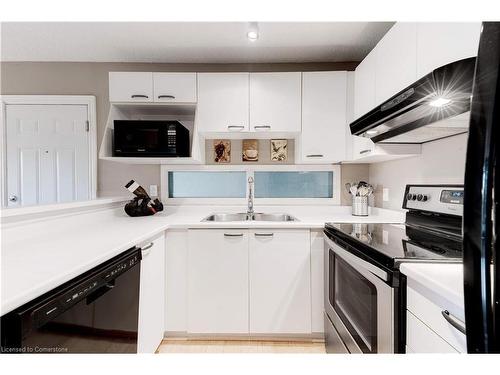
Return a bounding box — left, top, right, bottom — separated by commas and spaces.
149, 185, 158, 197
383, 188, 389, 202
382, 230, 389, 245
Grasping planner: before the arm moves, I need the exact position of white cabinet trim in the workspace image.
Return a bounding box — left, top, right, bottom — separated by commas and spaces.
160, 164, 341, 205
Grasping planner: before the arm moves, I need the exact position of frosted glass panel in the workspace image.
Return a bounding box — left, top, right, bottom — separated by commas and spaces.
254, 171, 333, 198
168, 171, 246, 198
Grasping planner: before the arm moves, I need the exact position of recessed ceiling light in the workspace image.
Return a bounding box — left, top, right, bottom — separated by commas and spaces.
429, 97, 452, 107
247, 22, 259, 41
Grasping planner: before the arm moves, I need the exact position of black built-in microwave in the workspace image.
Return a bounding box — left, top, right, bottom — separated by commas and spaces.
113, 120, 190, 157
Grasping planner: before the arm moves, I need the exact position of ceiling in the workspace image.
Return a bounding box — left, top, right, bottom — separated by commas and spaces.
1, 22, 394, 63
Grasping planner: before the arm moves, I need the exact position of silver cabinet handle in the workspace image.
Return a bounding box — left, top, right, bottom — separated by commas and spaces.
254, 125, 271, 130
254, 233, 274, 237
141, 242, 154, 256
441, 310, 466, 335
227, 125, 245, 131
359, 149, 372, 154
224, 233, 244, 237
158, 95, 175, 99
8, 194, 18, 202
131, 94, 149, 99
306, 154, 324, 158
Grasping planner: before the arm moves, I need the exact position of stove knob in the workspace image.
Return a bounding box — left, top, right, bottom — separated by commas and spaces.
406, 193, 413, 201
422, 195, 429, 202
417, 194, 423, 201
411, 194, 417, 200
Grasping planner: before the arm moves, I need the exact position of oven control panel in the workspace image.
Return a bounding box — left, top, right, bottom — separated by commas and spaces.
403, 185, 463, 216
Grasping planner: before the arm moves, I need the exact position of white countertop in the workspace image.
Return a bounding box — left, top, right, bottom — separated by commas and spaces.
1, 203, 405, 315
400, 262, 464, 313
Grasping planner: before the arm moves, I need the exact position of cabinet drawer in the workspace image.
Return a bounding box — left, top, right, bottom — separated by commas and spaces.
153, 73, 197, 103
407, 311, 458, 353
407, 284, 466, 352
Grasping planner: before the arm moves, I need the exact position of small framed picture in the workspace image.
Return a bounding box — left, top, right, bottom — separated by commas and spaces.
271, 139, 287, 162
242, 139, 259, 162
213, 140, 231, 163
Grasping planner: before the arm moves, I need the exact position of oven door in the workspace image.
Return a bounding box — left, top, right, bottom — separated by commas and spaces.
324, 235, 394, 353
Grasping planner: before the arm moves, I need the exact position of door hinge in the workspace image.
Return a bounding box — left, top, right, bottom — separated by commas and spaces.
86, 121, 90, 132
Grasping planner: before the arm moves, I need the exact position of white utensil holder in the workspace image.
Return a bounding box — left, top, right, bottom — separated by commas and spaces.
352, 196, 369, 216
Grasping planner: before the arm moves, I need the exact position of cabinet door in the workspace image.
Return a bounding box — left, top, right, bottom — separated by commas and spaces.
249, 229, 311, 334
249, 72, 302, 132
301, 71, 347, 163
138, 233, 166, 353
352, 135, 375, 159
153, 73, 197, 103
165, 230, 188, 333
197, 73, 249, 133
375, 22, 417, 104
416, 22, 481, 78
187, 229, 249, 334
109, 72, 153, 102
354, 49, 377, 120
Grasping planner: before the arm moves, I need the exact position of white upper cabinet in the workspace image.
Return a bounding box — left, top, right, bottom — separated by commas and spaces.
153, 73, 197, 103
416, 22, 481, 78
109, 72, 197, 103
300, 71, 347, 163
375, 22, 417, 104
109, 72, 153, 102
354, 48, 377, 120
196, 73, 249, 133
249, 72, 302, 133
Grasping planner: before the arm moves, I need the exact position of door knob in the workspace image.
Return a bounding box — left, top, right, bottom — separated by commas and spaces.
8, 194, 18, 202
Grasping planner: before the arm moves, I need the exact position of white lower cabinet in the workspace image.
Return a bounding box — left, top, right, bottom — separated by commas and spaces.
405, 282, 466, 353
182, 228, 317, 337
187, 229, 249, 334
249, 229, 311, 334
138, 233, 166, 353
165, 230, 188, 333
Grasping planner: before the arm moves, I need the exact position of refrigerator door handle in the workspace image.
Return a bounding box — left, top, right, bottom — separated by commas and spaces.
441, 310, 466, 335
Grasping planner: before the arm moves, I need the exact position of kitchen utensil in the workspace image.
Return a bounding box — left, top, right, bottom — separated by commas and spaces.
345, 183, 351, 194
350, 185, 358, 196
358, 186, 369, 197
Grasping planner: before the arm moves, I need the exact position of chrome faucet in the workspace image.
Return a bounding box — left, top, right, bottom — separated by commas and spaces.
247, 176, 254, 217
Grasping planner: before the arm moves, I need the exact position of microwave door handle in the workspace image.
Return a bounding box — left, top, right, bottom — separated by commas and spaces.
330, 240, 389, 282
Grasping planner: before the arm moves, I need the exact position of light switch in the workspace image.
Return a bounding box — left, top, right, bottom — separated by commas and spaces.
383, 188, 389, 202
149, 185, 158, 197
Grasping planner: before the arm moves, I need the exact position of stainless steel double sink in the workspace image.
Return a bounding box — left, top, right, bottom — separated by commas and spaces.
202, 213, 298, 222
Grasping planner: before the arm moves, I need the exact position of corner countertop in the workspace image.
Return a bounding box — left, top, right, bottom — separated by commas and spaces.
400, 262, 464, 315
1, 203, 405, 316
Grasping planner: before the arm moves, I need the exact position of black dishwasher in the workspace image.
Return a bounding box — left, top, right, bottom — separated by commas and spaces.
1, 247, 141, 354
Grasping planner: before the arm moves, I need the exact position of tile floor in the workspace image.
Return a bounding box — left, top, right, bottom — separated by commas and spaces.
157, 339, 326, 353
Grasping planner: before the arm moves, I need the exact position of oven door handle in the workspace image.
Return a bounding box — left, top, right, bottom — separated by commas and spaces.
329, 239, 390, 282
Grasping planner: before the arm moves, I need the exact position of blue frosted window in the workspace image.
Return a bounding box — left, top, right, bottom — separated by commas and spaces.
254, 171, 333, 198
168, 171, 246, 198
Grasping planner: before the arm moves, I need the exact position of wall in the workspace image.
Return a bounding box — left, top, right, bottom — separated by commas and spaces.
368, 133, 468, 211
340, 164, 369, 206
1, 61, 357, 197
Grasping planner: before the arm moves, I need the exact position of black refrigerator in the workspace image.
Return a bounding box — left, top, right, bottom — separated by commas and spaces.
463, 22, 500, 353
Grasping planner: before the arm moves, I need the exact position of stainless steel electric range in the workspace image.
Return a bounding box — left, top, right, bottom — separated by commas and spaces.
323, 184, 463, 354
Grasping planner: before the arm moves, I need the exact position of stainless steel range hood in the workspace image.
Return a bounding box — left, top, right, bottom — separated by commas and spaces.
350, 57, 476, 144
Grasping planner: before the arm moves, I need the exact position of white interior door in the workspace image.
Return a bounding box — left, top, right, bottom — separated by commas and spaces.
5, 104, 91, 207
